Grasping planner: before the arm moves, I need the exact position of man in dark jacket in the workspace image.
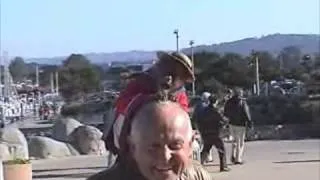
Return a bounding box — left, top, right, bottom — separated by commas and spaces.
224, 88, 253, 165
193, 93, 230, 172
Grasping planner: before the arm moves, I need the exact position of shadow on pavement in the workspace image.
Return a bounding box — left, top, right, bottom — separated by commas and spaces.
36, 121, 54, 125
273, 160, 320, 164
33, 166, 107, 173
33, 172, 94, 179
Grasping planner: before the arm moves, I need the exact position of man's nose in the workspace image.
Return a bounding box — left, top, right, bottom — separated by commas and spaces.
159, 146, 173, 161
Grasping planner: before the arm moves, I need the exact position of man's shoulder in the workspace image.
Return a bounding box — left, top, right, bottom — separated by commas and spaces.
181, 161, 213, 180
124, 73, 155, 92
87, 164, 121, 180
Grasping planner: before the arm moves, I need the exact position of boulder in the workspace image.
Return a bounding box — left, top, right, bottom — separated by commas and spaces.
0, 127, 29, 159
51, 117, 82, 142
28, 136, 79, 159
0, 142, 11, 161
69, 125, 106, 155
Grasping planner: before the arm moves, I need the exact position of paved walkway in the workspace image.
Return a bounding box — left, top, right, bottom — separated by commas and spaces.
31, 139, 320, 180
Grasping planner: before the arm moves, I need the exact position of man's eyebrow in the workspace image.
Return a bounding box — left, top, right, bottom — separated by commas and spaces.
173, 139, 184, 144
171, 136, 185, 142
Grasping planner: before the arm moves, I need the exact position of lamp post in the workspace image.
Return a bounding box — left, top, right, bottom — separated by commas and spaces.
55, 71, 59, 95
173, 29, 179, 52
279, 53, 284, 79
189, 40, 196, 97
250, 51, 260, 96
36, 65, 39, 87
254, 54, 260, 96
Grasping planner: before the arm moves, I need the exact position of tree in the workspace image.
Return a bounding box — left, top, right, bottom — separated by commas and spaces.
254, 51, 280, 81
216, 53, 253, 87
195, 52, 253, 91
92, 65, 105, 80
59, 54, 100, 101
280, 46, 302, 70
313, 53, 320, 69
9, 57, 29, 82
193, 51, 220, 75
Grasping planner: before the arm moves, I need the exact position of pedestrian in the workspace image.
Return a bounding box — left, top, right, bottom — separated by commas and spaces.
103, 51, 195, 156
224, 88, 253, 165
192, 91, 212, 161
193, 92, 230, 172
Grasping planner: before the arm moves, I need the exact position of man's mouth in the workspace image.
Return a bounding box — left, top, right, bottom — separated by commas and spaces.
154, 165, 172, 172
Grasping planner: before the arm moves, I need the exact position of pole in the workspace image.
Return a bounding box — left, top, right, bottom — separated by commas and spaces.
55, 71, 59, 95
50, 73, 54, 93
189, 40, 195, 97
36, 65, 39, 87
174, 29, 179, 52
35, 65, 41, 112
3, 51, 9, 100
255, 56, 260, 96
279, 54, 283, 79
0, 53, 2, 99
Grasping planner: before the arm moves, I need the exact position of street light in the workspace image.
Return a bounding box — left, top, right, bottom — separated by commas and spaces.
173, 29, 179, 52
189, 40, 196, 97
278, 52, 284, 79
249, 50, 260, 95
255, 55, 260, 96
251, 51, 260, 96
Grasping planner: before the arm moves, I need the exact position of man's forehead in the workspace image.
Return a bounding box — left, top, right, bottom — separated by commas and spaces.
152, 103, 189, 125
132, 102, 191, 137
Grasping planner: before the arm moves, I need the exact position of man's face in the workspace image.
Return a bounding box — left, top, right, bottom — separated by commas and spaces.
129, 104, 193, 180
162, 60, 191, 90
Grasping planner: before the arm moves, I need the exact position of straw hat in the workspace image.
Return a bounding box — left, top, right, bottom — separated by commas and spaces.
156, 51, 195, 82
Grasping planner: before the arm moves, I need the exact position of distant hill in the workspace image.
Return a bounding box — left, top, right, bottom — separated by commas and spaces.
26, 34, 319, 65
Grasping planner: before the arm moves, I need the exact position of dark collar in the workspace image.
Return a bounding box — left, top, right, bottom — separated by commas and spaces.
116, 157, 147, 180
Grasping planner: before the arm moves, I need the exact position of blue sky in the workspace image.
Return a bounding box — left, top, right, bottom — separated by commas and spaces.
1, 0, 319, 58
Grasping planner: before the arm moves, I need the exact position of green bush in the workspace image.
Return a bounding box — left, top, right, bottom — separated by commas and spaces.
248, 95, 313, 125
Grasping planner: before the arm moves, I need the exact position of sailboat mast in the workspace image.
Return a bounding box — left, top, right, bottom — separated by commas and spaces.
3, 51, 10, 99
55, 71, 59, 94
36, 65, 39, 87
50, 73, 54, 93
0, 53, 2, 98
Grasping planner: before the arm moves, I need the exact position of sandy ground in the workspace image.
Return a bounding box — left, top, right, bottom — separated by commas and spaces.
31, 139, 320, 180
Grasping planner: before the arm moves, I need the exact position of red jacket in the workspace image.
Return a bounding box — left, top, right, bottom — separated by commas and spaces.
115, 73, 189, 118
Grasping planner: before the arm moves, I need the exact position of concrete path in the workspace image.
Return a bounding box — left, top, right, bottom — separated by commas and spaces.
31, 139, 320, 180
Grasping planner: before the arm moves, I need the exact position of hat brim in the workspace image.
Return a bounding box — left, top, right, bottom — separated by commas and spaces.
157, 51, 195, 83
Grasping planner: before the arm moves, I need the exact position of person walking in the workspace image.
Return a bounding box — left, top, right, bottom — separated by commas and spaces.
193, 92, 230, 172
224, 88, 253, 165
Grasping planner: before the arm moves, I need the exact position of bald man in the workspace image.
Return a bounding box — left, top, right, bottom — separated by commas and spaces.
88, 95, 212, 180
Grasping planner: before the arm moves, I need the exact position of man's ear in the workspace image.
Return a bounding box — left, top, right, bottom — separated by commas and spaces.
191, 131, 196, 142
126, 135, 135, 153
189, 131, 197, 149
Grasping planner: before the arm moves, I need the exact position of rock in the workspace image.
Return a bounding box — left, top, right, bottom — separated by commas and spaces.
0, 142, 27, 161
28, 136, 79, 159
0, 127, 29, 160
51, 117, 83, 142
69, 125, 106, 155
0, 143, 11, 161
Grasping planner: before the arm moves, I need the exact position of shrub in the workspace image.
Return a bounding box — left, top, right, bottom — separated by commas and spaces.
248, 95, 313, 125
